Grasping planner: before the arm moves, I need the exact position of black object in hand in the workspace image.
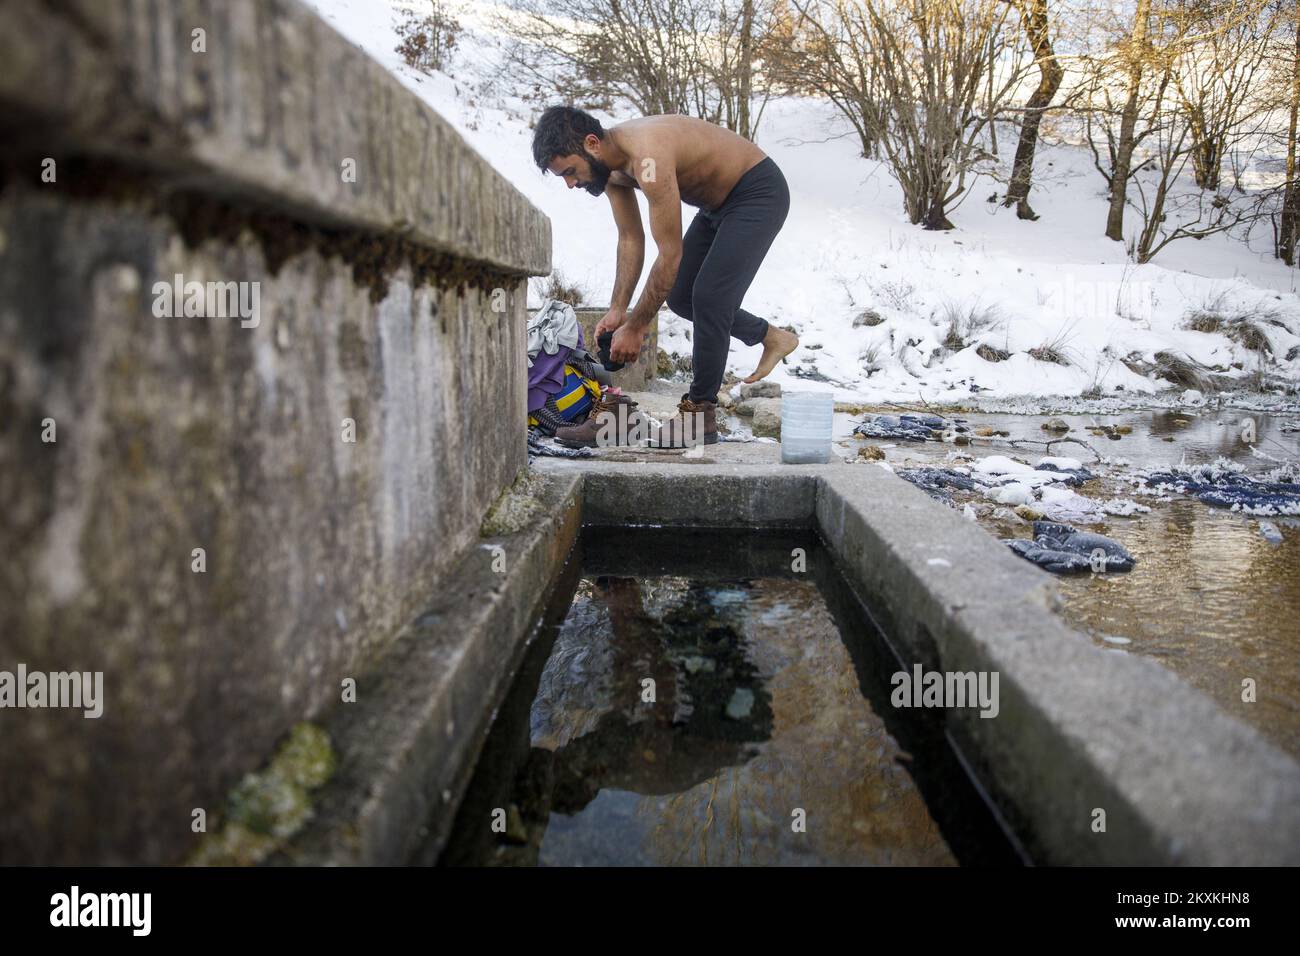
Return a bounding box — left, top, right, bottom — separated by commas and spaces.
597, 330, 625, 372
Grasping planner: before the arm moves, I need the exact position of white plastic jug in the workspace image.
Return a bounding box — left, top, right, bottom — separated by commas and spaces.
780, 391, 834, 464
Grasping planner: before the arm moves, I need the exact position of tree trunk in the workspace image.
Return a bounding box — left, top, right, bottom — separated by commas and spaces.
1189, 110, 1223, 191
1106, 0, 1152, 242
1280, 1, 1300, 264
1003, 0, 1063, 220
738, 0, 754, 139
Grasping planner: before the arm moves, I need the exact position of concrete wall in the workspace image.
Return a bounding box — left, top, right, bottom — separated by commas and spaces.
572, 308, 659, 391
0, 0, 549, 863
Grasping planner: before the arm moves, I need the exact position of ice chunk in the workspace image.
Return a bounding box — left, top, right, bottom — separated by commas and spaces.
1259, 521, 1284, 544
971, 455, 1035, 476
1037, 455, 1083, 471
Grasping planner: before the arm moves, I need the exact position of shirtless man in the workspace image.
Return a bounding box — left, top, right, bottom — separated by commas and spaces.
531, 106, 799, 446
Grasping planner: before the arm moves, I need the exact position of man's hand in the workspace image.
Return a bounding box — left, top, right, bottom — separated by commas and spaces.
610, 323, 647, 364
594, 308, 627, 338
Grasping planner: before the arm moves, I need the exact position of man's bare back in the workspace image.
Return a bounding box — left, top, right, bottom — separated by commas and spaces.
602, 115, 768, 212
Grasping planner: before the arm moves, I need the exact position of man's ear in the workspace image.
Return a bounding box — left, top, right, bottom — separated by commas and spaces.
585, 132, 601, 154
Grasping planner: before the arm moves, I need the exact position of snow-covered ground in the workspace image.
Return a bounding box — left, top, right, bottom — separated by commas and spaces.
308, 0, 1300, 405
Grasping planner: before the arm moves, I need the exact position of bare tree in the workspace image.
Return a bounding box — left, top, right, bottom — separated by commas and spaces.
493, 0, 713, 117
1172, 1, 1277, 191
1002, 0, 1064, 220
1277, 0, 1300, 262
1104, 0, 1158, 241
788, 0, 1028, 229
1076, 0, 1274, 246
708, 0, 784, 138
493, 0, 778, 138
763, 0, 885, 159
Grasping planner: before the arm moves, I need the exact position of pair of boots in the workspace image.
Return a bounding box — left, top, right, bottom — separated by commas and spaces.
556, 391, 717, 449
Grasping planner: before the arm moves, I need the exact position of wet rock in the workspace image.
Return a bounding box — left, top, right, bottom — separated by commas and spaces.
1087, 424, 1124, 441
1259, 521, 1283, 545
740, 381, 782, 400
1042, 418, 1070, 433
725, 688, 755, 720
751, 400, 782, 438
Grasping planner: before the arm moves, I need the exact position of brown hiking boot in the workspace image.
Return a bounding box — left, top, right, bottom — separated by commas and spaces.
652, 395, 718, 448
555, 391, 642, 448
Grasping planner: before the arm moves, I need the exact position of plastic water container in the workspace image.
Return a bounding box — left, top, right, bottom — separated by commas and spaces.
780, 391, 834, 464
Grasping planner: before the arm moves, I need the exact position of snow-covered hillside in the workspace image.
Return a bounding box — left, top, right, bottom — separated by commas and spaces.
307, 0, 1300, 405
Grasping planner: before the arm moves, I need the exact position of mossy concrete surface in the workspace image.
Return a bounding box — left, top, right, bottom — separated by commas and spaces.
188, 723, 335, 866
0, 0, 549, 864
278, 472, 582, 866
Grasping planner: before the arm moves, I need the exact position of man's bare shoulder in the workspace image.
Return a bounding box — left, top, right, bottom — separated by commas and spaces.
609, 117, 679, 168
610, 115, 711, 155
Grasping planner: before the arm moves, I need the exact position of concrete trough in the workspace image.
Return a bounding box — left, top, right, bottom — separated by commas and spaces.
289, 442, 1299, 866
528, 448, 1300, 866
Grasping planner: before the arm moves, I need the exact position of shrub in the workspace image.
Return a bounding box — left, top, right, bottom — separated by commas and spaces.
395, 3, 461, 75
535, 270, 587, 306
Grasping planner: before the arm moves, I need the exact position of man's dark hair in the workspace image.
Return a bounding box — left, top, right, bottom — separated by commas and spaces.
532, 105, 606, 172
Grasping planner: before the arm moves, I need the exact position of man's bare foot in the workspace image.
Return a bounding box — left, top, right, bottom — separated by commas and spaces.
744, 326, 799, 383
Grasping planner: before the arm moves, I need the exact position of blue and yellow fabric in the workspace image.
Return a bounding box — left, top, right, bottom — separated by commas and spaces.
527, 364, 602, 430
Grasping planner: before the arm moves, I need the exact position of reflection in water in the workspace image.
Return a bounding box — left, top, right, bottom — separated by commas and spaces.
862, 406, 1300, 758
440, 532, 1019, 866
1055, 504, 1300, 758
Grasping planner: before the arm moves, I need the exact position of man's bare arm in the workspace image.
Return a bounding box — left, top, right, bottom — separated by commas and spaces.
607, 184, 644, 311
625, 165, 682, 330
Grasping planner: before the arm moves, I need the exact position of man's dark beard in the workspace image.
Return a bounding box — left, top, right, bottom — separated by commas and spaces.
582, 148, 612, 196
